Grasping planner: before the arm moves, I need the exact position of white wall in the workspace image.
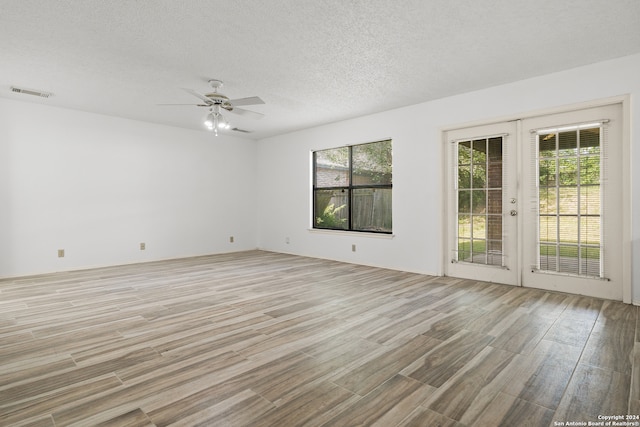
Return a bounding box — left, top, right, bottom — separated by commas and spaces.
0, 98, 258, 278
2, 54, 638, 301
256, 53, 640, 301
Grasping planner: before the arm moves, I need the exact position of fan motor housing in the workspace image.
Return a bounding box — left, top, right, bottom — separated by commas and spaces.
204, 93, 229, 103
205, 93, 233, 110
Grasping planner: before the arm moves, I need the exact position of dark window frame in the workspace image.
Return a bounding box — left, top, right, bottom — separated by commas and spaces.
312, 140, 392, 234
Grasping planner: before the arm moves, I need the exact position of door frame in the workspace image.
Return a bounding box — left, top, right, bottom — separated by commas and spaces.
440, 95, 631, 303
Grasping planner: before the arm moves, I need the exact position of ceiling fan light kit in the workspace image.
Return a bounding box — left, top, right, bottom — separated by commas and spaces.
163, 79, 265, 136
204, 104, 231, 135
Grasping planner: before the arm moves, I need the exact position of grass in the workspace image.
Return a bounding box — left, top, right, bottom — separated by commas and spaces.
457, 215, 601, 260
457, 240, 600, 260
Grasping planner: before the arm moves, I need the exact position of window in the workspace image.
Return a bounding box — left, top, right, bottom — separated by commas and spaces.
313, 140, 392, 233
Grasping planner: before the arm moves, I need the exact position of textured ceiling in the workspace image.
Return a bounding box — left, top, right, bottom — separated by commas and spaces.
1, 0, 639, 139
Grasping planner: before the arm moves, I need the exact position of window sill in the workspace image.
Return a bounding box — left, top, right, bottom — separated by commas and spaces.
307, 229, 395, 239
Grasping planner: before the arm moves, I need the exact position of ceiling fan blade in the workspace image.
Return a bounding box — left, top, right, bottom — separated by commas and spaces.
156, 103, 206, 106
230, 96, 265, 107
181, 88, 213, 105
229, 107, 265, 120
232, 127, 253, 133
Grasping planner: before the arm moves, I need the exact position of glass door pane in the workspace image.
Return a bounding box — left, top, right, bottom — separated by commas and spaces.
456, 136, 504, 266
537, 126, 602, 277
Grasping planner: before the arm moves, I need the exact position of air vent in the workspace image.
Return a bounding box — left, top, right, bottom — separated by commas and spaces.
10, 86, 53, 98
231, 127, 252, 133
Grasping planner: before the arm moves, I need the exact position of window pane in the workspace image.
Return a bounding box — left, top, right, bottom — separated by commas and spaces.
540, 244, 557, 271
487, 239, 502, 266
559, 216, 578, 242
558, 187, 578, 215
472, 215, 486, 238
314, 189, 348, 230
486, 215, 502, 242
352, 188, 392, 232
458, 214, 471, 238
558, 131, 578, 157
582, 247, 600, 277
472, 139, 487, 163
471, 190, 486, 214
580, 217, 600, 245
539, 187, 557, 215
539, 216, 557, 243
580, 128, 600, 155
472, 239, 487, 263
539, 134, 556, 157
487, 239, 502, 252
487, 190, 502, 214
458, 166, 471, 189
580, 185, 600, 215
539, 159, 556, 186
488, 137, 502, 162
458, 239, 471, 262
558, 158, 578, 186
458, 190, 471, 213
458, 141, 471, 165
487, 162, 502, 188
352, 140, 392, 185
558, 246, 579, 274
580, 156, 600, 185
315, 147, 349, 187
472, 163, 486, 188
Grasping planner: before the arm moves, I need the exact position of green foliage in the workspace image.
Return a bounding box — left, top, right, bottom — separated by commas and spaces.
457, 141, 489, 213
316, 203, 347, 229
316, 147, 349, 171
458, 240, 486, 255
352, 140, 392, 184
538, 130, 601, 186
317, 141, 392, 185
539, 244, 600, 259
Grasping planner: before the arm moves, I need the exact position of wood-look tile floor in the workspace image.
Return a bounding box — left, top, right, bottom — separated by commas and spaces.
0, 250, 637, 426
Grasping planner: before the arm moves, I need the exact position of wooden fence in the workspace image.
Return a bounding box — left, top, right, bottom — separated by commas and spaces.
319, 189, 391, 232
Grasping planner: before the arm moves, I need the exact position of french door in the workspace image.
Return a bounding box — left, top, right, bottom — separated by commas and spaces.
445, 121, 519, 285
444, 102, 626, 300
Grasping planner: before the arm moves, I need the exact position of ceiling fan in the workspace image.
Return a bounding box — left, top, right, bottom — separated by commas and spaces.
161, 79, 265, 135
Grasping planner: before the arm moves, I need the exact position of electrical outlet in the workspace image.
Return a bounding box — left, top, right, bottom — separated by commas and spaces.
352, 244, 356, 252
140, 242, 145, 250
58, 249, 65, 258
229, 236, 234, 243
